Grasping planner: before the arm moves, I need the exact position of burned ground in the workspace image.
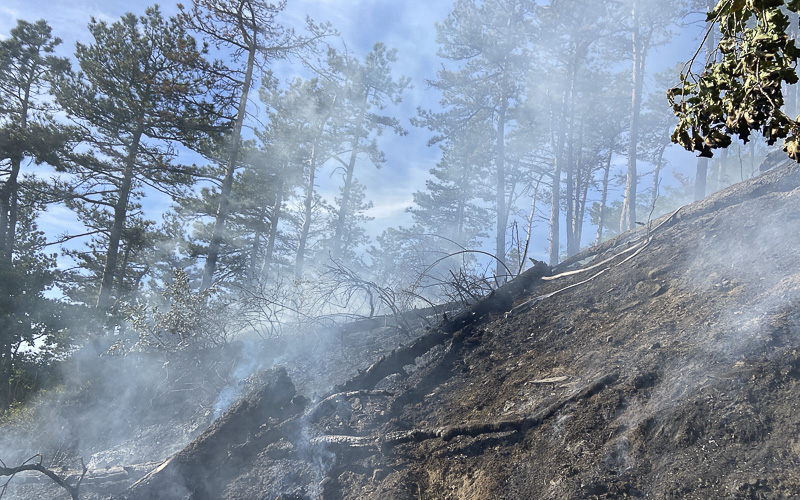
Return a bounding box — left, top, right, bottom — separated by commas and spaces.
6, 164, 800, 499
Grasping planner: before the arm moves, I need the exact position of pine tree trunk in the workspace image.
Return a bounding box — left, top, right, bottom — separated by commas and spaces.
295, 121, 328, 277
695, 157, 708, 201
332, 110, 365, 258
202, 42, 256, 289
262, 178, 283, 279
248, 211, 264, 283
0, 71, 32, 263
0, 157, 21, 264
294, 162, 315, 278
717, 147, 728, 189
549, 89, 568, 266
651, 141, 667, 213
565, 56, 579, 258
495, 96, 508, 281
115, 240, 132, 301
0, 341, 12, 408
621, 0, 643, 233
97, 125, 143, 311
595, 146, 613, 245
565, 141, 575, 256
576, 163, 590, 249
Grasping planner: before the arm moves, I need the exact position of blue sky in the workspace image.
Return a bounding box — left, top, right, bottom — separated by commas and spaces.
0, 0, 708, 264
0, 1, 453, 247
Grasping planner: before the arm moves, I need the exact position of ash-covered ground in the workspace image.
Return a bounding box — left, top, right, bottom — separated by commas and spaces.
6, 163, 800, 499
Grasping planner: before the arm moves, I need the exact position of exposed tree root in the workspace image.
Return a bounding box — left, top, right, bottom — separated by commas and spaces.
310, 435, 377, 450
303, 372, 619, 455
382, 372, 619, 448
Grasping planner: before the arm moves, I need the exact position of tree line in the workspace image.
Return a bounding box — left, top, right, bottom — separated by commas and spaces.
0, 0, 791, 410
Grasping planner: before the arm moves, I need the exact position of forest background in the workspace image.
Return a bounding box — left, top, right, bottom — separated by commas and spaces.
0, 0, 784, 411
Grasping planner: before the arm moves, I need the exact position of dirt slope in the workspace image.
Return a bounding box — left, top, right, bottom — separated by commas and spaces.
374, 167, 800, 500
18, 163, 800, 500
117, 163, 800, 499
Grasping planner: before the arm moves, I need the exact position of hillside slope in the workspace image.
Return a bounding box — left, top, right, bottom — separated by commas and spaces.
115, 163, 800, 499
9, 163, 800, 500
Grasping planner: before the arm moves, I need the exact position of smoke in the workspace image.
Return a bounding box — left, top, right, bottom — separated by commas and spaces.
4, 1, 794, 498
212, 340, 264, 420
601, 180, 800, 473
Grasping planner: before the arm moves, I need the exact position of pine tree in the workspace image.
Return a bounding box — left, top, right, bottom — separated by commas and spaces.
0, 19, 77, 406
409, 123, 494, 251
0, 19, 72, 265
324, 43, 410, 260
419, 0, 535, 279
179, 0, 331, 289
52, 7, 225, 311
0, 182, 84, 408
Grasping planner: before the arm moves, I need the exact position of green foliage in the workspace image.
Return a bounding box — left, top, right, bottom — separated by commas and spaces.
127, 269, 235, 354
668, 0, 800, 159
0, 193, 94, 409
50, 6, 228, 311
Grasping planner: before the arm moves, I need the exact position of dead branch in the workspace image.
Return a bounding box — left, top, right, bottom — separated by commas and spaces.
382, 372, 619, 449
323, 262, 416, 336
0, 455, 87, 500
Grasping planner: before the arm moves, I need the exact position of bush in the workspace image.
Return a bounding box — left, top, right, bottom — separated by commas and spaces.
126, 269, 237, 355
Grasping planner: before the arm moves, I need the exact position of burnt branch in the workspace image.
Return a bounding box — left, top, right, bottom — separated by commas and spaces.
0, 455, 87, 500
322, 262, 414, 336
382, 372, 619, 449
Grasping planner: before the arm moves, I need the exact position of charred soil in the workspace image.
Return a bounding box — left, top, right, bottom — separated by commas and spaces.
210, 163, 800, 500
8, 164, 800, 500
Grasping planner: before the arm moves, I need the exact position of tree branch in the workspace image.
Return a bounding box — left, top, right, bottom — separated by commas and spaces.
0, 455, 87, 500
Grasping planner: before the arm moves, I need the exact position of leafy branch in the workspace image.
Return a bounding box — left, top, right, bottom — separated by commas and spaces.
668, 0, 800, 159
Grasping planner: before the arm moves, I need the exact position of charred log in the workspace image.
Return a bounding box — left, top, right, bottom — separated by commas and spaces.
118, 368, 300, 500
337, 261, 550, 393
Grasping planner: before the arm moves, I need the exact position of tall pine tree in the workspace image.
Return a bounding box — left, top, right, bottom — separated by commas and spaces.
52, 7, 225, 311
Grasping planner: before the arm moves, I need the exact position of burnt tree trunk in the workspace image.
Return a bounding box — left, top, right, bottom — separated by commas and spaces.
120, 368, 300, 500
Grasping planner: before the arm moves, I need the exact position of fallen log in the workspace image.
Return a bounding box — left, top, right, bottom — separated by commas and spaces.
336, 261, 551, 393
